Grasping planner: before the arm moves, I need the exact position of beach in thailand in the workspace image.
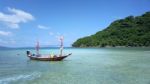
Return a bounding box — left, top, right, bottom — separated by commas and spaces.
0, 0, 150, 84
0, 47, 150, 84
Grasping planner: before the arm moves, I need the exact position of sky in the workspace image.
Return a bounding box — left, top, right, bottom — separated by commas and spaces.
0, 0, 150, 47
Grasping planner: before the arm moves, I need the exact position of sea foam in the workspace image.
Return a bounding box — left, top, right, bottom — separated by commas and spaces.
0, 72, 41, 84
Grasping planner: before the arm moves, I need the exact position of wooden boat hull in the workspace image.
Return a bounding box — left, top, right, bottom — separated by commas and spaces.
28, 55, 68, 61
27, 51, 71, 61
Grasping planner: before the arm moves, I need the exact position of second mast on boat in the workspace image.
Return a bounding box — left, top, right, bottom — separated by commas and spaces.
35, 36, 64, 56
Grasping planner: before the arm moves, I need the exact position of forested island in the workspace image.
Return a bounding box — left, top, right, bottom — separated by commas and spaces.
72, 12, 150, 47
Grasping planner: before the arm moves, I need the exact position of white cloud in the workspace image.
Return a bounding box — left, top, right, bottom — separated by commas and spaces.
0, 30, 12, 36
0, 39, 8, 44
37, 25, 49, 29
0, 7, 34, 29
0, 38, 16, 45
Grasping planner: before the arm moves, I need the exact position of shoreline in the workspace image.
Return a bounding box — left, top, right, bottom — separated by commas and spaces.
0, 46, 150, 50
72, 46, 150, 48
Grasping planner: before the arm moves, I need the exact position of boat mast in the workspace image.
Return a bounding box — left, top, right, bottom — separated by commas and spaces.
60, 36, 64, 56
36, 40, 40, 55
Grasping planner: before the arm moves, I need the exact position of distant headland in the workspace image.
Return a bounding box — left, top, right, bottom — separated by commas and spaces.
0, 46, 10, 49
72, 11, 150, 47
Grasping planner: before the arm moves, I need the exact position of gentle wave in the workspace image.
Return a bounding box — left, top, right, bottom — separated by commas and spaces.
144, 51, 150, 52
0, 72, 41, 84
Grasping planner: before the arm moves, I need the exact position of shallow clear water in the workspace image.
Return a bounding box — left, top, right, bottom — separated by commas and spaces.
0, 47, 150, 84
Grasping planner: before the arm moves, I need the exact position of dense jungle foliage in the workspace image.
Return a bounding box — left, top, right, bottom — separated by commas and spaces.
72, 12, 150, 47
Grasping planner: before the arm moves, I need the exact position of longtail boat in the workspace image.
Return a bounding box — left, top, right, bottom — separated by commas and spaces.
26, 36, 72, 61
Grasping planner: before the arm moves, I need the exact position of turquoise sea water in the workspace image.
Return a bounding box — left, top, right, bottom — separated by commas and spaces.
0, 47, 150, 84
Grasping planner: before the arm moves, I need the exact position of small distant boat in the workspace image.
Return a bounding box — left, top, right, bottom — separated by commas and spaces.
26, 36, 72, 61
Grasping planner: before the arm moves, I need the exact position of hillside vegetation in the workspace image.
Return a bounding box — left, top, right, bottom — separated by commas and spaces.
72, 12, 150, 47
